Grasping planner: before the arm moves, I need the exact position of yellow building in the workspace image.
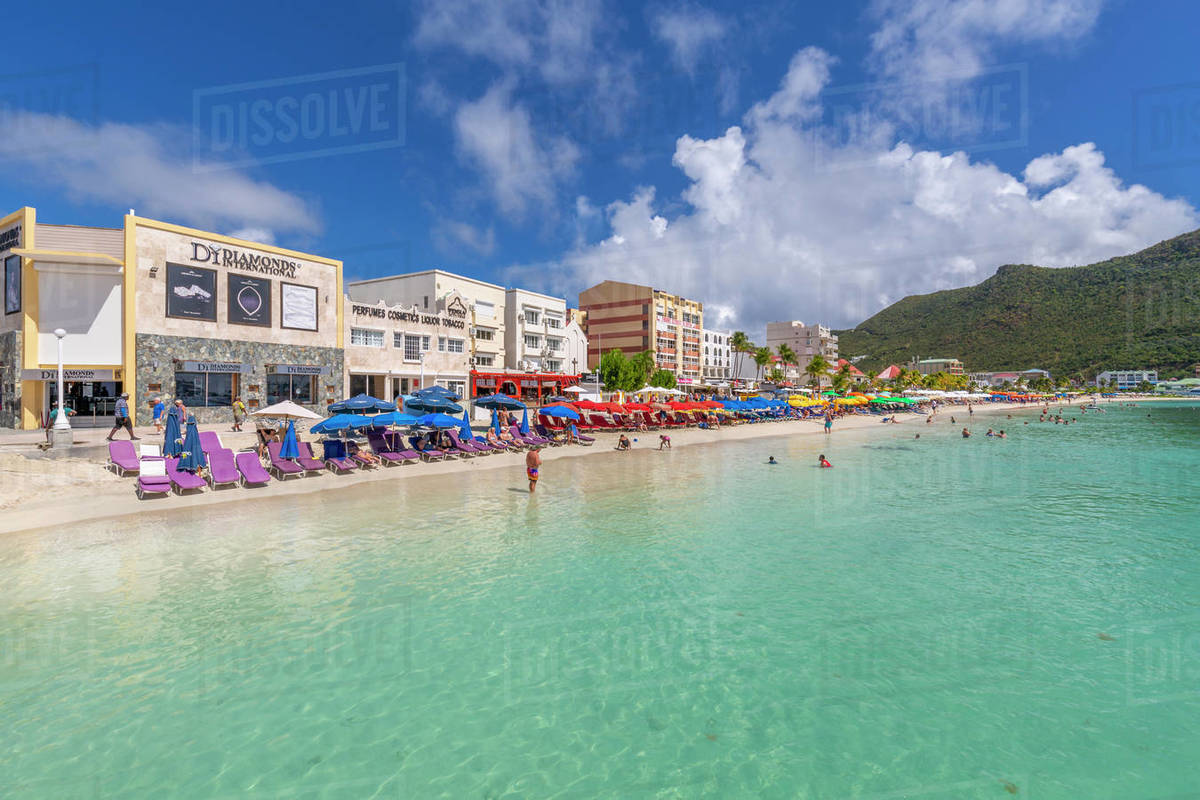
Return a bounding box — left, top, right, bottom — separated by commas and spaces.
1, 206, 343, 430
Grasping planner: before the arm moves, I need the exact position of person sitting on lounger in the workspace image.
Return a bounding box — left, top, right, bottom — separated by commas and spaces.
487, 428, 505, 448
347, 440, 379, 466
616, 434, 631, 451
499, 427, 515, 443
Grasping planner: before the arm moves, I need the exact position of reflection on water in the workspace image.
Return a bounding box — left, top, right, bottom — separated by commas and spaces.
2, 403, 1200, 798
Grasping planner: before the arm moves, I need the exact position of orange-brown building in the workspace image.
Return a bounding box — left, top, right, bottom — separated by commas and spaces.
577, 280, 703, 381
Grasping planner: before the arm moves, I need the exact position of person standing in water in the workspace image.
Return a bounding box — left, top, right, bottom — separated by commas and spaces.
526, 446, 542, 493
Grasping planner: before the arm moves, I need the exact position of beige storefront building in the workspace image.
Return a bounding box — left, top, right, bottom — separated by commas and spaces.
344, 292, 471, 402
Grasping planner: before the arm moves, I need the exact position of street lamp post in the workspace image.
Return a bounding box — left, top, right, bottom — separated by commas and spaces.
51, 328, 73, 447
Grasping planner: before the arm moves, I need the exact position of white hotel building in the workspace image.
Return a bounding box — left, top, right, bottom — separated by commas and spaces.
504, 288, 569, 373
702, 329, 732, 383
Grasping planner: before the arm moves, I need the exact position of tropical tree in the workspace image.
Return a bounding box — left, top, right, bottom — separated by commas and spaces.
730, 331, 752, 379
598, 349, 656, 391
648, 368, 678, 389
806, 354, 831, 389
776, 343, 797, 371
831, 372, 849, 394
753, 346, 773, 380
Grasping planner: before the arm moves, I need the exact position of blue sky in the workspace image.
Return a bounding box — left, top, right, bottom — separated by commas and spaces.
3, 0, 1199, 332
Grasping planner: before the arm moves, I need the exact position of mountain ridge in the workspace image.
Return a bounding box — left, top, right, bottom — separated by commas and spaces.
834, 229, 1200, 379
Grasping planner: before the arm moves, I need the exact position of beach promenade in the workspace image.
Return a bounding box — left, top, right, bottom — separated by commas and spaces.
0, 400, 1060, 534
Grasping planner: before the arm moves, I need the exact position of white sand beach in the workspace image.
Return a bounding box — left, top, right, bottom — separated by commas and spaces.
0, 399, 1086, 535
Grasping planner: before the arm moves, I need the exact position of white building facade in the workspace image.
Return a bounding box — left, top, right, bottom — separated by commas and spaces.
562, 317, 588, 376
1096, 370, 1158, 389
702, 329, 732, 383
504, 288, 569, 373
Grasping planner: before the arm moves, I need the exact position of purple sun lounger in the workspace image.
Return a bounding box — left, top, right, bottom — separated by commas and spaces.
267, 441, 305, 480
446, 430, 489, 456
135, 458, 171, 499
206, 448, 241, 488
366, 431, 419, 466
235, 451, 272, 486
510, 425, 547, 447
198, 430, 223, 455
295, 442, 327, 475
166, 457, 207, 495
319, 439, 360, 473
108, 440, 141, 476
407, 435, 449, 462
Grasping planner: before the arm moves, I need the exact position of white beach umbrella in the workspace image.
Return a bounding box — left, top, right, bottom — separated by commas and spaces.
563, 385, 586, 393
251, 400, 323, 420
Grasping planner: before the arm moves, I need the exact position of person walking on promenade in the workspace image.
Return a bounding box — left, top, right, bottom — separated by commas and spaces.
232, 396, 247, 432
106, 393, 139, 441
151, 397, 165, 433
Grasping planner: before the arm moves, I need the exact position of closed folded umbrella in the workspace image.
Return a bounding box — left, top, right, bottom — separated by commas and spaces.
163, 410, 182, 457
279, 419, 300, 459
491, 409, 502, 437
459, 409, 473, 440
519, 408, 530, 435
177, 416, 208, 472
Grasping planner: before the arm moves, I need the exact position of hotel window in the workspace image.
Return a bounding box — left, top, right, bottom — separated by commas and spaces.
546, 338, 562, 351
474, 354, 494, 367
546, 360, 562, 371
350, 327, 384, 347
403, 334, 422, 361
525, 310, 540, 325
446, 338, 465, 353
175, 372, 236, 407
267, 374, 314, 405
473, 327, 495, 341
524, 334, 541, 348
545, 316, 561, 329
422, 335, 431, 351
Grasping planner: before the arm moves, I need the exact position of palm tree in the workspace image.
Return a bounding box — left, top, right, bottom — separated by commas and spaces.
776, 343, 796, 370
753, 346, 773, 380
730, 331, 752, 379
805, 354, 831, 389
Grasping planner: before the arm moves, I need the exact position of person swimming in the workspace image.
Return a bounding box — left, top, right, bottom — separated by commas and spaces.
997, 430, 1007, 438
962, 428, 971, 438
818, 454, 832, 468
767, 456, 777, 464
986, 428, 995, 437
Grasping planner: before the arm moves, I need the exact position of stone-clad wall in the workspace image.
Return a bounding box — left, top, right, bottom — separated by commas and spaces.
0, 330, 21, 428
136, 333, 343, 425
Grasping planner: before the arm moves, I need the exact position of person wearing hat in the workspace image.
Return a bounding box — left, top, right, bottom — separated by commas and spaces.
106, 392, 139, 442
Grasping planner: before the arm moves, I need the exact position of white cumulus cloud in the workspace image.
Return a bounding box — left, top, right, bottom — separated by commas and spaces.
0, 111, 319, 235
650, 4, 728, 74
454, 82, 580, 220
534, 36, 1196, 335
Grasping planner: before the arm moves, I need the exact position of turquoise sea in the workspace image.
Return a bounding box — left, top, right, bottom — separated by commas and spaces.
3, 401, 1200, 798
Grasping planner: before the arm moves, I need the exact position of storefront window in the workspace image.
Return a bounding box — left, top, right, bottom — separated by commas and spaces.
403, 334, 421, 361
266, 375, 315, 405
175, 372, 235, 407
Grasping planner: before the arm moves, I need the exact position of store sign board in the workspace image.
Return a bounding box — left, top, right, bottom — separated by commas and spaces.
180, 361, 253, 374
22, 368, 115, 381
190, 241, 300, 279
272, 364, 329, 376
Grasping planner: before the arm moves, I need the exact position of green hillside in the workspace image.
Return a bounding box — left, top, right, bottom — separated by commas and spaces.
834, 229, 1200, 380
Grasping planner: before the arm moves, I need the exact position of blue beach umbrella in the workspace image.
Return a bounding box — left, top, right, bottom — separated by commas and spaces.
413, 385, 461, 401
491, 409, 502, 436
405, 396, 464, 414
163, 410, 182, 457
474, 393, 526, 410
279, 419, 300, 459
177, 416, 208, 473
519, 408, 530, 435
416, 413, 461, 428
310, 413, 374, 434
541, 405, 581, 421
458, 409, 473, 440
327, 393, 396, 413
370, 411, 419, 428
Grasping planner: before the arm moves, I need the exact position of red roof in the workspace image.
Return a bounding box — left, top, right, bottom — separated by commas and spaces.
876, 364, 902, 380
836, 359, 865, 376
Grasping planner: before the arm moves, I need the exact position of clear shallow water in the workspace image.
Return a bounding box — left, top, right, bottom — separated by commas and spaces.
3, 402, 1200, 798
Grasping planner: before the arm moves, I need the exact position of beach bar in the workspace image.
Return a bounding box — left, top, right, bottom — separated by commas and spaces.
0, 206, 343, 429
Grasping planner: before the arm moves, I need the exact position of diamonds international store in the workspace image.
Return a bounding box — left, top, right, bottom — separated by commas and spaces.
0, 207, 343, 429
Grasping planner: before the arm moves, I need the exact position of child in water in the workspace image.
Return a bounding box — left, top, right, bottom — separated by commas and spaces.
818, 454, 833, 468
767, 456, 777, 465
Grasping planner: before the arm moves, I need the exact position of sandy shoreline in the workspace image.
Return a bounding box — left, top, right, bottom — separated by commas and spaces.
0, 398, 1160, 534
